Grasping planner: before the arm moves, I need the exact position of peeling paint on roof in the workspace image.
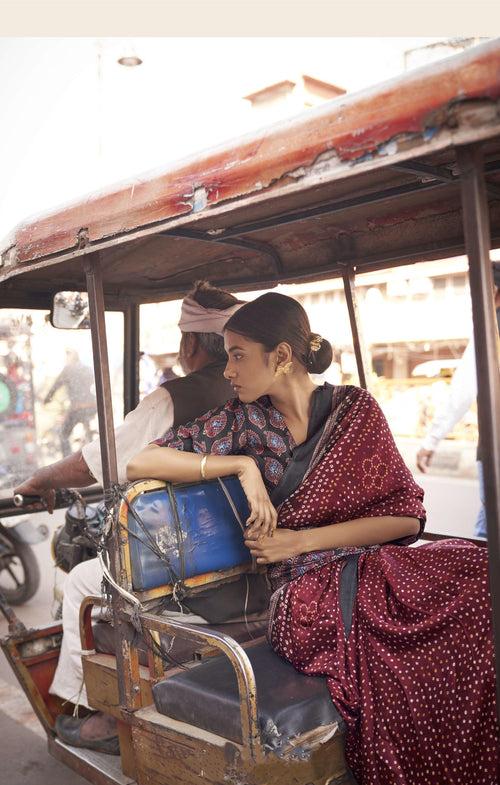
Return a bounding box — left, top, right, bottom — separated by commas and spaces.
2, 40, 500, 269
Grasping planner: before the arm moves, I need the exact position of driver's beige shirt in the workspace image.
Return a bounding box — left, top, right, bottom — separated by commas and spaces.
82, 387, 174, 485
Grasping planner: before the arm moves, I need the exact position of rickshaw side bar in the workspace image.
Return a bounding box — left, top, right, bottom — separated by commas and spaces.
128, 609, 263, 761
123, 304, 140, 416
85, 253, 119, 488
85, 253, 142, 721
421, 531, 487, 546
457, 144, 500, 718
340, 266, 368, 389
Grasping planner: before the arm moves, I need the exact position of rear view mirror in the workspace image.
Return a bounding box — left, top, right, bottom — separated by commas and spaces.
51, 291, 90, 329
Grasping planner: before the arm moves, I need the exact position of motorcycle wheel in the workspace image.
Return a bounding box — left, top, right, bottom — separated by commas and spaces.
0, 539, 40, 605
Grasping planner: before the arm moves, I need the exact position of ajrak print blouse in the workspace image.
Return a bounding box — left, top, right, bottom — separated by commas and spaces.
153, 394, 302, 492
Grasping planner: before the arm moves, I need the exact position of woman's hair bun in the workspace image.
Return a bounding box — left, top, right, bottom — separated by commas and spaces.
306, 333, 333, 375
225, 293, 333, 375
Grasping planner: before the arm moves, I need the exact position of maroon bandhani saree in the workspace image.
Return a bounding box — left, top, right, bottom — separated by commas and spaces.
268, 386, 499, 785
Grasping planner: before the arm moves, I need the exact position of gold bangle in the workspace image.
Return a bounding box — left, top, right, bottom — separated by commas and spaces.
200, 455, 208, 480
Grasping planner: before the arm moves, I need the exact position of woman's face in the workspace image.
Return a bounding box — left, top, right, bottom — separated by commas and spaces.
223, 330, 277, 403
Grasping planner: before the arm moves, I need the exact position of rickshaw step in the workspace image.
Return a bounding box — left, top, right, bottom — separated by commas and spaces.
49, 736, 136, 785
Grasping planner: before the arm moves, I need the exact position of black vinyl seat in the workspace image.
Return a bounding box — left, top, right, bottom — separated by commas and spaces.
152, 639, 344, 749
152, 555, 359, 749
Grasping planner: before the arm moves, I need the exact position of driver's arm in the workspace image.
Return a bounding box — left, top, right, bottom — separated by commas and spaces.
15, 387, 174, 512
14, 451, 96, 512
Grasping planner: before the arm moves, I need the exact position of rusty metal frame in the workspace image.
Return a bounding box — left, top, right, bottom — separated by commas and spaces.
393, 160, 500, 200
159, 228, 284, 276
79, 595, 104, 653
85, 253, 119, 490
339, 265, 368, 389
0, 622, 63, 733
420, 531, 487, 546
85, 252, 142, 718
457, 144, 500, 719
89, 232, 500, 304
123, 303, 140, 416
123, 608, 263, 762
3, 40, 500, 275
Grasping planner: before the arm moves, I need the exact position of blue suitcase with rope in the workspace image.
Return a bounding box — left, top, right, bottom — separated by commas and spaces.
119, 476, 252, 595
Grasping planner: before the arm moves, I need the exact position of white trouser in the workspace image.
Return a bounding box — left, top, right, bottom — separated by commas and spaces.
49, 558, 104, 708
49, 557, 207, 709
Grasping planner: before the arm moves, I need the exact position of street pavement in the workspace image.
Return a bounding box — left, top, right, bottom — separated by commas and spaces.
0, 508, 87, 784
0, 474, 482, 784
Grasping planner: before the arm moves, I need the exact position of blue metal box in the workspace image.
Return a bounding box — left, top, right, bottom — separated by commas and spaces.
126, 476, 251, 592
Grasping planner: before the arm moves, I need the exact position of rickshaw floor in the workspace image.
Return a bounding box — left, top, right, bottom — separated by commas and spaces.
50, 737, 137, 785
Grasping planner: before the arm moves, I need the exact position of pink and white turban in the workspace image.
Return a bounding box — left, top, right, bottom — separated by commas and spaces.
178, 297, 243, 336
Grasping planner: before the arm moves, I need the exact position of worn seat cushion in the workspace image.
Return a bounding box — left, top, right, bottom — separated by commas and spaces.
152, 640, 343, 747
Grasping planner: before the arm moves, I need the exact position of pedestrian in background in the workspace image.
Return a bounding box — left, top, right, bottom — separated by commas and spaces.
417, 261, 500, 537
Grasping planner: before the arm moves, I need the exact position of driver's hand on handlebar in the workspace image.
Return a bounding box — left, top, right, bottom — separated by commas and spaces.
237, 457, 277, 539
13, 478, 56, 514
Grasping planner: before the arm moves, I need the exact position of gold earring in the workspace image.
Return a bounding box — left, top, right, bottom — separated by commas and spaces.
275, 361, 293, 378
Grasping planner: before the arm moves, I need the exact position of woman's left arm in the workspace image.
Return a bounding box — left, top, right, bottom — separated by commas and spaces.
245, 515, 420, 564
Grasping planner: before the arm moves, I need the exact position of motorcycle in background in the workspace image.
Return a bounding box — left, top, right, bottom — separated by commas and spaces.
0, 513, 48, 605
0, 488, 102, 610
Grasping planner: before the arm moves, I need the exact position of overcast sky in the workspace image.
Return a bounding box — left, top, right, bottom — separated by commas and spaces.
0, 36, 464, 241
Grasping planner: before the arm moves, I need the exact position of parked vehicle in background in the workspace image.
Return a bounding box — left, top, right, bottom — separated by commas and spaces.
0, 510, 48, 605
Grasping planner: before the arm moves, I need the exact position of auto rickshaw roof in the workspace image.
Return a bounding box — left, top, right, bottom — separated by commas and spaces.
1, 39, 500, 309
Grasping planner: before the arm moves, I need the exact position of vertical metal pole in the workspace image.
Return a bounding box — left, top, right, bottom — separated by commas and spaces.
85, 255, 118, 490
85, 253, 141, 715
458, 144, 500, 718
340, 265, 369, 389
123, 304, 140, 416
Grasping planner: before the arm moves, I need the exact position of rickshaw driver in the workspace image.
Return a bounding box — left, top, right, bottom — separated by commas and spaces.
15, 281, 243, 509
14, 281, 271, 754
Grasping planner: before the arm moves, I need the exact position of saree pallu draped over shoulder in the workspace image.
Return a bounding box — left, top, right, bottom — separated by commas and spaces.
267, 387, 499, 785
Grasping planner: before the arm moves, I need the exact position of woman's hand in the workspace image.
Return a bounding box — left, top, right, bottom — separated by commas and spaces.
237, 457, 277, 539
244, 528, 303, 564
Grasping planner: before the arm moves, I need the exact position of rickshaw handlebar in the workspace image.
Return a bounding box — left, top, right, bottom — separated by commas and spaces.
0, 487, 104, 517
13, 493, 44, 507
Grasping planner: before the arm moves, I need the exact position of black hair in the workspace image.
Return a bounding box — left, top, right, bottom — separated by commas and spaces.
224, 292, 332, 374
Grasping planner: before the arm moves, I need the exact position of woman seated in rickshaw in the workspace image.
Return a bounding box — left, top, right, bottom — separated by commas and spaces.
127, 292, 499, 785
